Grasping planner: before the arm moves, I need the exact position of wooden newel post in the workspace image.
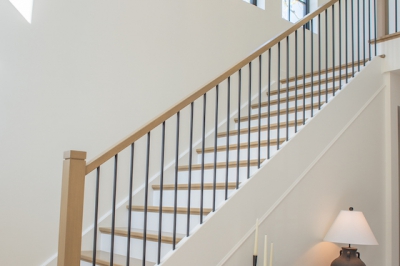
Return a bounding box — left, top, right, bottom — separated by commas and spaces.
57, 150, 87, 266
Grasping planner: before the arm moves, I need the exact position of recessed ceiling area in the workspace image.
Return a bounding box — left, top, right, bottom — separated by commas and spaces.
8, 0, 34, 23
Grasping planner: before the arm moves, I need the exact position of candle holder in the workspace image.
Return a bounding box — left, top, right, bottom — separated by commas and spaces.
253, 255, 257, 266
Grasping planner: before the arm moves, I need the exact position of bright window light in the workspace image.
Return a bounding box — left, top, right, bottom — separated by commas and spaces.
8, 0, 34, 23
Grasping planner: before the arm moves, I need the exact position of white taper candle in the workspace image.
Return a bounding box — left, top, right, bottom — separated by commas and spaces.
253, 219, 259, 255
263, 235, 268, 266
269, 243, 274, 266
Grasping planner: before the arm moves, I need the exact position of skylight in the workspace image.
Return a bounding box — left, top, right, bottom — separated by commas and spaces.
8, 0, 34, 23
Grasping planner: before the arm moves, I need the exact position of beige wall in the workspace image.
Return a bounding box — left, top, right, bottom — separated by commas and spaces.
0, 0, 293, 265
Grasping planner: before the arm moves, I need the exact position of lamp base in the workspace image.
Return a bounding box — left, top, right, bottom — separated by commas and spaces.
331, 247, 366, 266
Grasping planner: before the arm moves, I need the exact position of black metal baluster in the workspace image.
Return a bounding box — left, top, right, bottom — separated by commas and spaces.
277, 42, 281, 150
92, 167, 100, 266
213, 86, 219, 211
286, 36, 290, 141
346, 0, 349, 82
258, 56, 262, 168
351, 0, 355, 76
339, 0, 342, 90
142, 133, 150, 266
295, 30, 298, 132
157, 123, 165, 264
318, 14, 322, 109
236, 70, 242, 189
172, 112, 180, 250
363, 0, 366, 65
186, 103, 194, 236
303, 25, 306, 123
126, 144, 135, 266
311, 19, 314, 116
325, 9, 329, 103
267, 49, 272, 159
357, 0, 360, 71
247, 62, 252, 179
332, 5, 336, 97
225, 78, 231, 200
374, 0, 377, 56
200, 94, 206, 223
368, 0, 371, 60
110, 154, 118, 266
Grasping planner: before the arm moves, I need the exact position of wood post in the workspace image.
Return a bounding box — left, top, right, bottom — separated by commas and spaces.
376, 0, 389, 38
57, 150, 87, 266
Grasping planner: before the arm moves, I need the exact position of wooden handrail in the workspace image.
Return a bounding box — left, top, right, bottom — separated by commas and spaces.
85, 0, 339, 174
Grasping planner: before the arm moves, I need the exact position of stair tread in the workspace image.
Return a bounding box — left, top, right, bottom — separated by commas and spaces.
178, 159, 265, 171
127, 205, 213, 215
217, 119, 305, 137
251, 87, 337, 109
235, 102, 324, 122
99, 227, 185, 244
81, 250, 155, 266
279, 60, 368, 83
197, 138, 285, 153
272, 76, 348, 95
152, 182, 239, 190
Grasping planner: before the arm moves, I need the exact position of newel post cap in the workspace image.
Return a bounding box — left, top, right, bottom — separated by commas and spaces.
63, 150, 87, 160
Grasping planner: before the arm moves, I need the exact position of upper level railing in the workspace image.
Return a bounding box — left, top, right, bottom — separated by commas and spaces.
57, 0, 383, 264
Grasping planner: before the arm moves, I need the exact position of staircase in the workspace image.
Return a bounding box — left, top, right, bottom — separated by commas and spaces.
80, 60, 370, 266
56, 0, 382, 265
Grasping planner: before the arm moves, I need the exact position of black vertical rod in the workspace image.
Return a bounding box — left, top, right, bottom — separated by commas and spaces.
295, 30, 298, 133
339, 0, 342, 90
236, 70, 242, 189
325, 9, 329, 103
247, 62, 252, 179
200, 94, 207, 223
286, 36, 290, 141
368, 0, 371, 60
157, 123, 165, 264
257, 56, 262, 169
318, 14, 322, 109
346, 0, 349, 82
142, 133, 150, 266
225, 78, 231, 200
92, 167, 100, 266
267, 49, 271, 159
374, 0, 377, 56
302, 24, 306, 123
357, 0, 360, 71
277, 42, 281, 150
332, 5, 336, 97
126, 144, 135, 266
172, 112, 180, 249
363, 0, 366, 65
351, 0, 355, 76
311, 19, 314, 116
186, 103, 194, 236
212, 86, 219, 211
396, 0, 398, 33
109, 154, 118, 266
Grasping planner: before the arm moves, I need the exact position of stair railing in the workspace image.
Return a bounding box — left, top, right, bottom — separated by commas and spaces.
58, 0, 380, 264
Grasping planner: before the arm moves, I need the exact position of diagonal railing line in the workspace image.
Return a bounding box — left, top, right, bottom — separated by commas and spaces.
85, 0, 340, 174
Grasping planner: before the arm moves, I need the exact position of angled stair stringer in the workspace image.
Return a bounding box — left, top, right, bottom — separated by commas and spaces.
158, 58, 385, 266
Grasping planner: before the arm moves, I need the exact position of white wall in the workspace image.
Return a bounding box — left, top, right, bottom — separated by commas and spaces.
157, 58, 390, 265
0, 0, 294, 265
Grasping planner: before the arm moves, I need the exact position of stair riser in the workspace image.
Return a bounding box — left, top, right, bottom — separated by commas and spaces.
176, 165, 259, 184
130, 211, 200, 235
153, 189, 236, 209
251, 94, 333, 114
196, 146, 278, 164
216, 127, 298, 146
236, 111, 316, 128
100, 234, 171, 263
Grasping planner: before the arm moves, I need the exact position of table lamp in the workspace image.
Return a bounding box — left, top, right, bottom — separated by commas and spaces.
323, 207, 378, 266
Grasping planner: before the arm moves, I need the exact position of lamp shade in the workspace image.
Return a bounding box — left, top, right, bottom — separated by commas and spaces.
323, 210, 378, 245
